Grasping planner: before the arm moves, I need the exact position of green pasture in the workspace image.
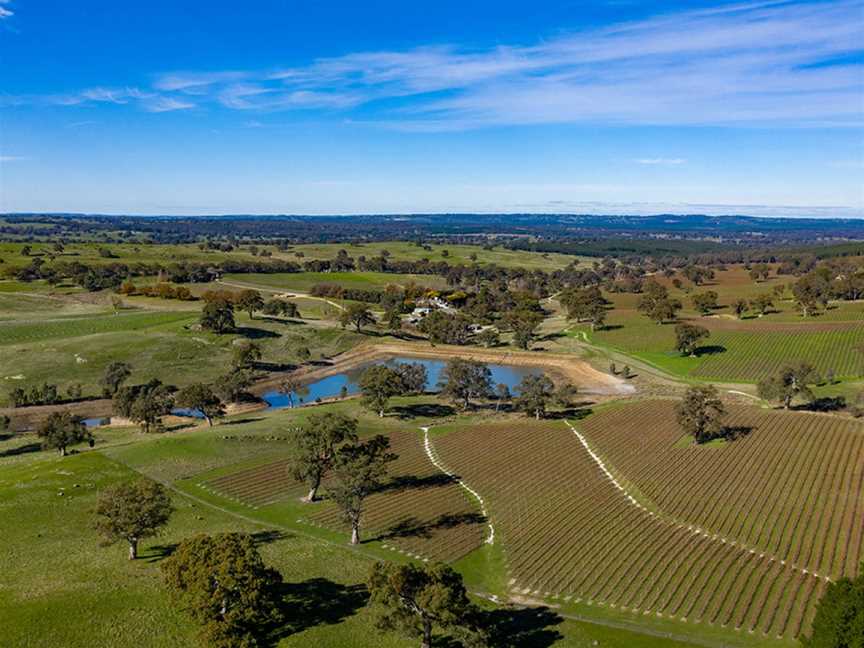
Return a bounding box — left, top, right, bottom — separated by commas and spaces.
0, 242, 263, 271
282, 241, 586, 271
0, 309, 364, 401
221, 270, 448, 293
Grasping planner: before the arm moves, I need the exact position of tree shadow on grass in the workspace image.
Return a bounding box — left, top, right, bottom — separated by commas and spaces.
798, 397, 847, 413
0, 442, 41, 458
252, 529, 292, 545
722, 425, 754, 441
142, 542, 178, 563
375, 512, 487, 542
546, 405, 594, 421
375, 472, 458, 495
221, 417, 267, 426
260, 316, 307, 327
596, 323, 623, 331
390, 403, 456, 419
236, 326, 281, 340
437, 606, 564, 648
265, 578, 369, 645
478, 606, 565, 648
694, 345, 726, 357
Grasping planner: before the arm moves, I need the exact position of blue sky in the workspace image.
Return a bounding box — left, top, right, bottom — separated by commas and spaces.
1, 0, 862, 216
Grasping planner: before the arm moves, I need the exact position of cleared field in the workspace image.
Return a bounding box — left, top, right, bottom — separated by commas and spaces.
221, 270, 448, 293
200, 428, 486, 563
0, 242, 263, 270
0, 310, 196, 346
579, 400, 864, 580
284, 241, 585, 271
0, 292, 109, 320
432, 418, 825, 640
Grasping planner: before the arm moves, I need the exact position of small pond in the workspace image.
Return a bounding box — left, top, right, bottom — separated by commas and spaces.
83, 356, 544, 425
262, 356, 542, 409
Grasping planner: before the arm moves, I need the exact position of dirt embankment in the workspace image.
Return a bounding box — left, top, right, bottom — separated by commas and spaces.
0, 399, 113, 433
252, 341, 632, 396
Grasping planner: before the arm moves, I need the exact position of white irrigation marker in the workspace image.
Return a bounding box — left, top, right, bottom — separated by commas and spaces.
565, 420, 829, 583
421, 426, 494, 545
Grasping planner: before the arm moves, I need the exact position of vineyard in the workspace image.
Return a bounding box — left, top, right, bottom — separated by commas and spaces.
200, 429, 486, 563
578, 400, 864, 580
431, 419, 828, 640
577, 316, 864, 381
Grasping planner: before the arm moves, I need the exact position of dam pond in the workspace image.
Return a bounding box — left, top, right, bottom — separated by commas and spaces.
261, 356, 542, 409
84, 356, 543, 425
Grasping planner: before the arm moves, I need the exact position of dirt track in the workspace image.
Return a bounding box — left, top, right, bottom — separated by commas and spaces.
253, 341, 633, 396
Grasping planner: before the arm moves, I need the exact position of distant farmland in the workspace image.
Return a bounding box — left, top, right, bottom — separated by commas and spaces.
577, 317, 864, 381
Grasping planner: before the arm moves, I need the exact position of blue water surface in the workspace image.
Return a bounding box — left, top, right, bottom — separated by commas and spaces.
262, 356, 540, 409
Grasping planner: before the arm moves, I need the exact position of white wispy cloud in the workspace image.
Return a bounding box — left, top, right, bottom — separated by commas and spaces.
0, 154, 26, 162
636, 158, 687, 165
143, 96, 196, 112
37, 0, 864, 127
0, 0, 13, 20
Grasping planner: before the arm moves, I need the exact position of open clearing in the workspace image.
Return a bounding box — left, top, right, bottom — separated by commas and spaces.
221, 270, 450, 293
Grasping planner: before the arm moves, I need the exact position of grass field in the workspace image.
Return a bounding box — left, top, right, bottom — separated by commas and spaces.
0, 241, 268, 271
221, 270, 449, 293
0, 304, 364, 401
573, 316, 864, 382
283, 241, 586, 271
0, 402, 701, 648
0, 240, 582, 274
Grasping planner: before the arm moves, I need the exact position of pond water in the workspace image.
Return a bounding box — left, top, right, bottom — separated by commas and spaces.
83, 356, 544, 425
262, 356, 542, 409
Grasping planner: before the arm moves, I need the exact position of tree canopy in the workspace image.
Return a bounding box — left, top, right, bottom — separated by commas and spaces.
438, 359, 492, 409
235, 289, 264, 319
113, 379, 174, 433
94, 478, 173, 559
514, 373, 556, 419
359, 365, 405, 417
288, 412, 358, 502
161, 532, 284, 648
101, 361, 132, 397
368, 561, 479, 648
418, 310, 472, 346
340, 302, 376, 332
803, 562, 864, 648
175, 383, 225, 426
37, 411, 92, 456
675, 385, 727, 444
757, 362, 820, 409
200, 297, 236, 333
504, 309, 544, 350
328, 435, 396, 545
674, 322, 710, 356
